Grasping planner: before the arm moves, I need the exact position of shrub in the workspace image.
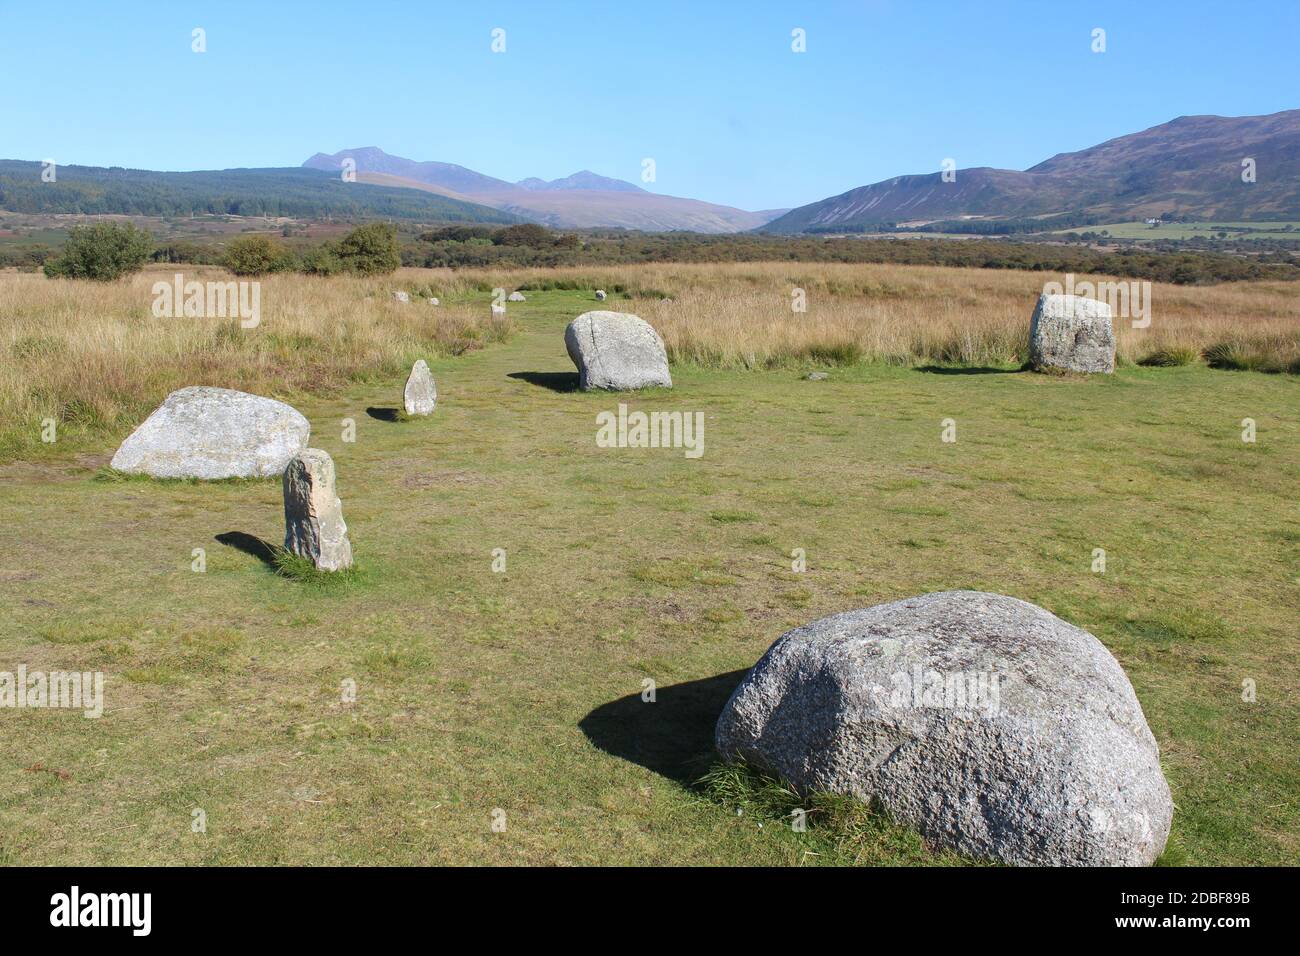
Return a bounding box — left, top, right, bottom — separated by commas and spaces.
222, 234, 291, 276
494, 223, 553, 247
336, 223, 400, 276
43, 223, 153, 281
298, 243, 345, 276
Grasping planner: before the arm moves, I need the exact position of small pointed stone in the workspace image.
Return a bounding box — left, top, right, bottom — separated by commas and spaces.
403, 360, 437, 416
283, 449, 352, 572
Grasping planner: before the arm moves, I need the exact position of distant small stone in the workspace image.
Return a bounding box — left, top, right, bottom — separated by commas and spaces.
805, 371, 829, 381
1029, 293, 1115, 374
283, 449, 353, 572
428, 297, 440, 306
595, 290, 607, 301
507, 291, 526, 302
392, 291, 409, 303
659, 297, 674, 304
404, 360, 437, 416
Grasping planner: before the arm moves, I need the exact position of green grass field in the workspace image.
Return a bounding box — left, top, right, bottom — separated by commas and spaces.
1, 289, 1296, 865
1057, 220, 1300, 241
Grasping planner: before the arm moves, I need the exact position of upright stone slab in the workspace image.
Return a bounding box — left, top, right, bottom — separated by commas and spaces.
110, 386, 310, 479
1029, 293, 1116, 373
403, 359, 437, 416
564, 310, 672, 390
282, 449, 353, 572
715, 591, 1173, 866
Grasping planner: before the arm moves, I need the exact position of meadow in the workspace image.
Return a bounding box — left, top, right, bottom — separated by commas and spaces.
0, 264, 1296, 865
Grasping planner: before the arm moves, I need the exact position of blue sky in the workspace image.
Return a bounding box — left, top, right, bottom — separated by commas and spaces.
1, 0, 1296, 210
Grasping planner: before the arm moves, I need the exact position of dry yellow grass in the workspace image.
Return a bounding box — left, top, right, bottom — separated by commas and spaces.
2, 260, 1296, 461
0, 266, 510, 459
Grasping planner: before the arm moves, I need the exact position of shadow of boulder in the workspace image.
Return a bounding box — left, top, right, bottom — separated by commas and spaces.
579, 669, 748, 786
507, 371, 580, 393
365, 406, 402, 422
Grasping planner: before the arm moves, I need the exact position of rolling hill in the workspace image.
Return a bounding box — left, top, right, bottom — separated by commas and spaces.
304, 147, 785, 232
762, 109, 1300, 234
0, 161, 522, 224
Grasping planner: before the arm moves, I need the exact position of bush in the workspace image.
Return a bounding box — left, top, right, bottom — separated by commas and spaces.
494, 223, 552, 247
298, 244, 345, 276
336, 223, 400, 275
222, 234, 291, 276
43, 223, 153, 281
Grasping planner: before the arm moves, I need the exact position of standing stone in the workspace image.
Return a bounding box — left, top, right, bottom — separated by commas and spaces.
716, 591, 1173, 866
403, 359, 437, 416
392, 291, 409, 303
1028, 293, 1115, 373
283, 449, 353, 571
507, 291, 526, 302
564, 310, 672, 390
595, 289, 607, 301
110, 386, 309, 479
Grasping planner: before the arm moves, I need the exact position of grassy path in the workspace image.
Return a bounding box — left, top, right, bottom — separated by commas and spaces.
1, 289, 1296, 864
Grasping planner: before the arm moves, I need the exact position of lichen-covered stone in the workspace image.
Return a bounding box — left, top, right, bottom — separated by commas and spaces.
110, 386, 309, 479
563, 311, 672, 390
282, 449, 352, 572
716, 590, 1172, 866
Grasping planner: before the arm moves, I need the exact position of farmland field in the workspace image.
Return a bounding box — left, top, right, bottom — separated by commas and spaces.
0, 265, 1296, 865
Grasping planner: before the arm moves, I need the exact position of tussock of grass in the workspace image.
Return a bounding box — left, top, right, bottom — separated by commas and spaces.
1138, 345, 1200, 367
698, 761, 979, 866
271, 548, 366, 590
1204, 337, 1300, 374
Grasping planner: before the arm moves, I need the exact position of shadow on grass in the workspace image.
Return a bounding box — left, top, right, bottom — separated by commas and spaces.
579, 669, 747, 787
915, 365, 1025, 376
508, 371, 580, 393
365, 406, 404, 422
215, 531, 278, 569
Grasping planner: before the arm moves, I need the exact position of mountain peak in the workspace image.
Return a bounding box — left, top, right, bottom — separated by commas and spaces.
515, 170, 645, 193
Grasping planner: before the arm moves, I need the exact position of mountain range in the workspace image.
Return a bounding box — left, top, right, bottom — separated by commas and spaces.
2, 110, 1295, 234
763, 109, 1300, 233
303, 147, 786, 232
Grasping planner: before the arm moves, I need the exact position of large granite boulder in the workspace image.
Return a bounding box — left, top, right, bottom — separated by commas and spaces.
110, 386, 310, 479
403, 359, 437, 416
1028, 293, 1115, 373
283, 449, 352, 571
564, 311, 672, 390
715, 591, 1172, 866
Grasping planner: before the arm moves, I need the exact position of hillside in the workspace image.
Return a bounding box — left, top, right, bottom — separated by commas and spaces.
306, 147, 781, 232
763, 110, 1300, 233
0, 161, 522, 224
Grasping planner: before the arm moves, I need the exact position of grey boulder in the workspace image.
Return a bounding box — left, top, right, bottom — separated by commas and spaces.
715, 590, 1172, 866
403, 359, 437, 416
110, 386, 310, 479
564, 310, 672, 390
594, 289, 607, 301
507, 291, 526, 302
283, 449, 352, 571
392, 291, 409, 303
1029, 293, 1115, 373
